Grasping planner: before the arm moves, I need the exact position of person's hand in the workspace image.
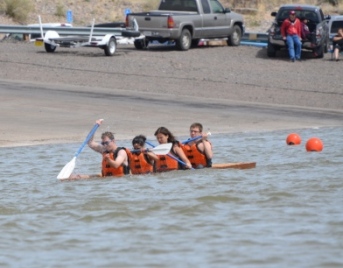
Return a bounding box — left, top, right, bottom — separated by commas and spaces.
104, 153, 111, 161
96, 119, 104, 125
186, 163, 192, 169
283, 36, 286, 40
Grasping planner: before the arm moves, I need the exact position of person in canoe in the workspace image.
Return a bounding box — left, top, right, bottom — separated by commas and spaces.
126, 135, 158, 175
181, 122, 213, 169
69, 119, 129, 179
154, 126, 192, 172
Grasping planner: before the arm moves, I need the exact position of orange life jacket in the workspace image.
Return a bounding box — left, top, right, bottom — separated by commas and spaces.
155, 154, 179, 172
181, 141, 212, 168
101, 147, 130, 177
126, 149, 154, 175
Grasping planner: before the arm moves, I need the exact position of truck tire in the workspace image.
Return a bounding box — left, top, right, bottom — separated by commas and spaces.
267, 42, 276, 57
176, 28, 191, 51
44, 43, 56, 53
227, 25, 242, 46
134, 38, 147, 50
104, 37, 116, 56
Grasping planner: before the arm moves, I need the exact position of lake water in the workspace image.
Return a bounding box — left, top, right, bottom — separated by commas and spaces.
1, 126, 342, 267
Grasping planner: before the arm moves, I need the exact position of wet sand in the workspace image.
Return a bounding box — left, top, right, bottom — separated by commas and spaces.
0, 42, 342, 147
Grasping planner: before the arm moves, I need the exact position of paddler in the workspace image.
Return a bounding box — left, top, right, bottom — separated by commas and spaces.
126, 135, 158, 175
154, 127, 192, 172
69, 119, 129, 179
181, 122, 213, 169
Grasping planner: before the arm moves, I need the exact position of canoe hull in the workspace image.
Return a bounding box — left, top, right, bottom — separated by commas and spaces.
211, 162, 256, 170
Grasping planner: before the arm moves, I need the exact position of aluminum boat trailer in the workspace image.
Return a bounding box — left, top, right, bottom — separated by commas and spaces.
35, 16, 140, 56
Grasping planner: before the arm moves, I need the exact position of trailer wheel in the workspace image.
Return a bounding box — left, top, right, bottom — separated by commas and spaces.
104, 37, 116, 56
45, 43, 56, 53
176, 28, 191, 51
227, 25, 242, 46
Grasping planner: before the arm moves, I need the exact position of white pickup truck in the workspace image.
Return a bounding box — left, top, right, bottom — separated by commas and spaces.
126, 0, 245, 50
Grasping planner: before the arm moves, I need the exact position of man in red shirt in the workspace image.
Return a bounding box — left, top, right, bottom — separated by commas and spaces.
281, 10, 302, 62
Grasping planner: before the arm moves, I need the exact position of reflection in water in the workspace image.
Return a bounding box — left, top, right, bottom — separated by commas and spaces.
1, 127, 342, 267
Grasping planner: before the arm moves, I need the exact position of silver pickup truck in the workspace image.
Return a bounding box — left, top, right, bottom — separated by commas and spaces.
126, 0, 245, 50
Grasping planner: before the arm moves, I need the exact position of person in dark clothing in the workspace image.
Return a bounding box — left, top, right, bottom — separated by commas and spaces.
333, 28, 343, 61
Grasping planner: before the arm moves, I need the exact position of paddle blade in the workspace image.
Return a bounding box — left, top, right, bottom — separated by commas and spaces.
57, 157, 76, 179
150, 143, 172, 155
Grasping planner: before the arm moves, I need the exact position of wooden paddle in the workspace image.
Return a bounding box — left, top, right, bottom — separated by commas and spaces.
57, 120, 103, 179
131, 143, 172, 155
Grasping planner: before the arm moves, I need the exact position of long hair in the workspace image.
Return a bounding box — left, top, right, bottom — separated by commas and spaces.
154, 127, 176, 143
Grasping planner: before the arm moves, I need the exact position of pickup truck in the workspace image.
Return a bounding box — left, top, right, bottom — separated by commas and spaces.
267, 4, 330, 58
125, 0, 245, 51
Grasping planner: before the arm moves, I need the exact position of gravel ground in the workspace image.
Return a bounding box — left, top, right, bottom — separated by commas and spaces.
0, 41, 342, 146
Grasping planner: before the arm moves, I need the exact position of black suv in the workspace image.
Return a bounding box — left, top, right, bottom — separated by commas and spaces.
267, 4, 330, 58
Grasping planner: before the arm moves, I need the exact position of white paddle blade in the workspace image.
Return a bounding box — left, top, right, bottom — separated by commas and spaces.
57, 157, 76, 179
150, 143, 172, 155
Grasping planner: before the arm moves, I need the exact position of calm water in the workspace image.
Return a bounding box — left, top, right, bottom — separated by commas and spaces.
1, 127, 342, 268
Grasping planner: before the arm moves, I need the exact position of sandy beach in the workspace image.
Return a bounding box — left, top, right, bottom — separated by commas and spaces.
0, 41, 342, 147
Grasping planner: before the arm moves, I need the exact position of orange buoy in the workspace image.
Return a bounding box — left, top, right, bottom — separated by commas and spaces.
306, 137, 323, 152
286, 133, 301, 145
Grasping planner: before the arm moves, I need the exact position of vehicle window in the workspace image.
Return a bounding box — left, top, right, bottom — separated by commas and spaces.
210, 0, 224, 13
331, 21, 343, 34
159, 0, 198, 12
201, 0, 211, 14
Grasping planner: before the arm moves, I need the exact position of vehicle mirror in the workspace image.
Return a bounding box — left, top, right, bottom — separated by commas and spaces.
224, 8, 231, 13
271, 11, 277, 17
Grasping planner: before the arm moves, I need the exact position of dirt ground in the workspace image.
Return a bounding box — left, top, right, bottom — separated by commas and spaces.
0, 41, 342, 147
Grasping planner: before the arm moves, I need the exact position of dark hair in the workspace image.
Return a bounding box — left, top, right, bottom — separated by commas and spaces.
132, 135, 146, 146
154, 127, 176, 143
190, 122, 203, 132
101, 131, 114, 140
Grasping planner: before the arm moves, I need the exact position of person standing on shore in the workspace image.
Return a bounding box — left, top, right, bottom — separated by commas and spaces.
181, 122, 213, 169
332, 28, 343, 61
281, 10, 302, 62
154, 127, 192, 172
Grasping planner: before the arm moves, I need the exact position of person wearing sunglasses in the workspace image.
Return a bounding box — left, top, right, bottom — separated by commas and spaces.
70, 119, 129, 179
181, 122, 213, 169
126, 135, 158, 175
281, 10, 302, 62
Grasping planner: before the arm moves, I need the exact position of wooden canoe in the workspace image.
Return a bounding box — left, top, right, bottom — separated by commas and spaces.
211, 162, 256, 170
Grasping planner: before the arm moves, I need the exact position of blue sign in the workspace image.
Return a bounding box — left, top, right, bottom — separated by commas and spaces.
66, 10, 73, 23
125, 8, 131, 16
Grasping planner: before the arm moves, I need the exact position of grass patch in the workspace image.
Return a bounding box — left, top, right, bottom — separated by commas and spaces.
0, 0, 33, 23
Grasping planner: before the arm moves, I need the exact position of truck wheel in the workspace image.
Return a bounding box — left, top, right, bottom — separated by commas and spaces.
227, 25, 242, 46
176, 29, 191, 51
134, 38, 147, 50
44, 43, 56, 53
104, 37, 116, 56
267, 43, 276, 57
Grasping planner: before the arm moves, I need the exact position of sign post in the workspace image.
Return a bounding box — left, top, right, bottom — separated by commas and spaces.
66, 10, 73, 24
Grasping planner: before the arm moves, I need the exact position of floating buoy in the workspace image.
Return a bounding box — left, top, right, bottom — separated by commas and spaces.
306, 137, 323, 152
286, 133, 301, 145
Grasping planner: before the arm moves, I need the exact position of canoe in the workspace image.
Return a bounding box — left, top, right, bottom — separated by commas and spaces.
211, 162, 256, 170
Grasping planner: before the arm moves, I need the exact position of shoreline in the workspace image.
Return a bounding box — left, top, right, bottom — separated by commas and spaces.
1, 78, 342, 148
1, 43, 342, 148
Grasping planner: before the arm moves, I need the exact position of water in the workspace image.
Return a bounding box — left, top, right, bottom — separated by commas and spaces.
1, 127, 342, 267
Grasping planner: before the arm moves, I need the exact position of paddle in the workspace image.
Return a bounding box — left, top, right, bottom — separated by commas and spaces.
145, 141, 192, 169
131, 143, 172, 155
57, 120, 103, 179
181, 132, 211, 144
